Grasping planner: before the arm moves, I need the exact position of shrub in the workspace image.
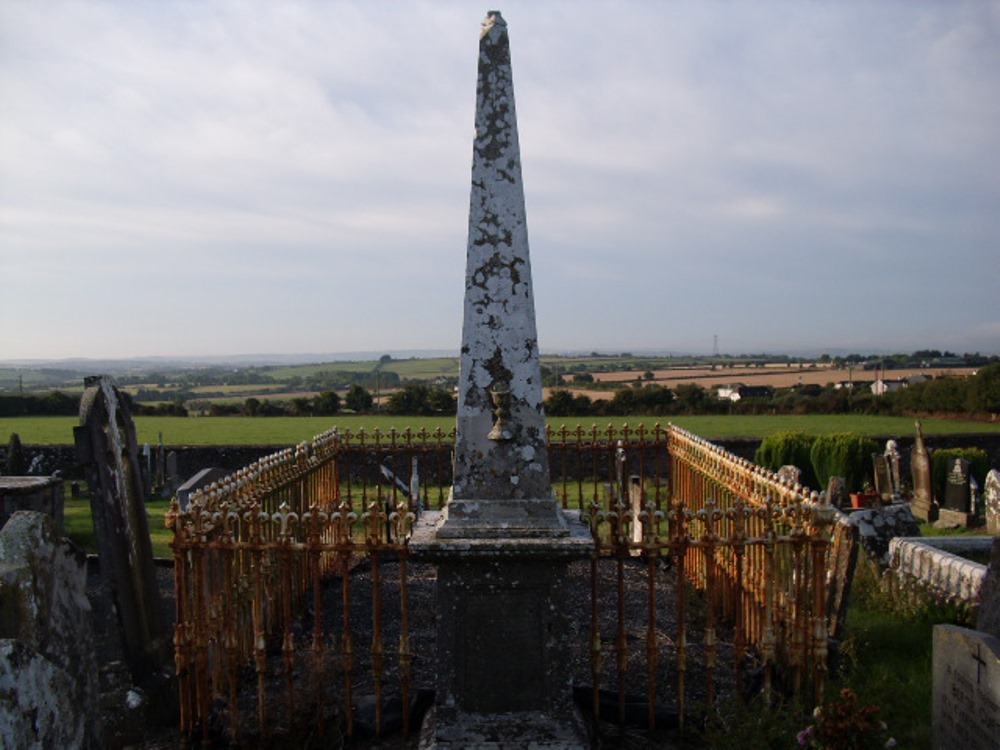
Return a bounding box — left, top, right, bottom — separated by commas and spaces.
930, 447, 990, 504
809, 433, 880, 493
754, 431, 819, 490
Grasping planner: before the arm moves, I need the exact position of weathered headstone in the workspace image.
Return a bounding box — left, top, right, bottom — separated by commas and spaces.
826, 475, 848, 509
777, 464, 802, 487
885, 439, 902, 495
977, 537, 1000, 640
5, 432, 26, 475
933, 624, 1000, 750
74, 376, 170, 682
872, 453, 893, 503
985, 470, 1000, 535
411, 12, 591, 748
945, 458, 972, 513
0, 511, 101, 749
910, 421, 937, 522
166, 450, 179, 494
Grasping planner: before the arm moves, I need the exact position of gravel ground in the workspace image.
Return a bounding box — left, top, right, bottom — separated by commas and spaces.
88, 555, 746, 748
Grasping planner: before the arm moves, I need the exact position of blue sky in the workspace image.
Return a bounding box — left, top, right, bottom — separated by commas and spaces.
1, 1, 998, 360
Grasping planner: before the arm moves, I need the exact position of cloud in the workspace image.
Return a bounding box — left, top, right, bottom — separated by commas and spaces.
1, 1, 998, 359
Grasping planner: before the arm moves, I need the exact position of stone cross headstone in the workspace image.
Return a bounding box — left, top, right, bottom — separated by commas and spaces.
411, 12, 591, 748
985, 470, 1000, 535
944, 458, 972, 513
933, 624, 1000, 750
74, 376, 170, 682
910, 421, 936, 522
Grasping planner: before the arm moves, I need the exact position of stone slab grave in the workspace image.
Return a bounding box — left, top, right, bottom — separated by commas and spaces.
411, 11, 592, 749
933, 624, 1000, 750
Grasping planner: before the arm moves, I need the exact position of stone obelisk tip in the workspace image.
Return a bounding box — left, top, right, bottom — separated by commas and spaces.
436, 8, 568, 539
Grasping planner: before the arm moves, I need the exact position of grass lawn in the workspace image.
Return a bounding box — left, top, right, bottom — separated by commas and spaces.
3, 413, 999, 446
64, 494, 174, 559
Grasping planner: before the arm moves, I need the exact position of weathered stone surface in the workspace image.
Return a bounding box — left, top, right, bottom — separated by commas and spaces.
846, 502, 921, 568
75, 375, 170, 681
412, 13, 591, 748
445, 10, 562, 539
776, 464, 801, 486
0, 475, 64, 530
825, 475, 848, 509
911, 422, 937, 522
0, 511, 101, 748
933, 624, 1000, 750
984, 470, 1000, 535
977, 537, 1000, 640
889, 536, 990, 611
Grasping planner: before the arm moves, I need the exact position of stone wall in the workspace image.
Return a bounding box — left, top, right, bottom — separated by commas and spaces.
1, 433, 997, 494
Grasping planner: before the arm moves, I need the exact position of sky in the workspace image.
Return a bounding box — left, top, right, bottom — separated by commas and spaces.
1, 1, 999, 362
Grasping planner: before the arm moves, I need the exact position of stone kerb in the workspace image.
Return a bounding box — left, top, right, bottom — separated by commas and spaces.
889, 536, 993, 614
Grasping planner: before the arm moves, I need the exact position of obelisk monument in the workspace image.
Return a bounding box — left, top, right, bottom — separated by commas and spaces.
412, 11, 591, 748
438, 9, 566, 539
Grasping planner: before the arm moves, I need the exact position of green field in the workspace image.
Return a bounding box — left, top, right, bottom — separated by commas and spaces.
64, 495, 174, 558
3, 413, 999, 446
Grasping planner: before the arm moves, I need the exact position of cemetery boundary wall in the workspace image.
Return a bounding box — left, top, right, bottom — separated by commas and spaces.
5, 432, 1000, 491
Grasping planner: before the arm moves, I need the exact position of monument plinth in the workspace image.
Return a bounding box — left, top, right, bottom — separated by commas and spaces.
411, 11, 592, 748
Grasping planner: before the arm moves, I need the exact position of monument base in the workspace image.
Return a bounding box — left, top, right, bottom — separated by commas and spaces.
418, 706, 590, 749
434, 494, 571, 539
936, 507, 979, 529
410, 510, 593, 749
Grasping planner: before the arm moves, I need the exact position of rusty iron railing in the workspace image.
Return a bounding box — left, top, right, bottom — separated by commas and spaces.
584, 425, 840, 732
167, 423, 851, 744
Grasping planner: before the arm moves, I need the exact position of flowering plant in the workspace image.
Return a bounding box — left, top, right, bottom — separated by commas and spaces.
797, 689, 896, 750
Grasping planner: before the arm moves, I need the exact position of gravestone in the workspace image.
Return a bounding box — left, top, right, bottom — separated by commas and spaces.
933, 624, 1000, 750
977, 537, 1000, 640
74, 376, 170, 682
166, 450, 179, 494
910, 422, 937, 522
985, 470, 1000, 535
872, 453, 893, 503
885, 439, 902, 496
944, 458, 972, 513
826, 475, 848, 509
777, 464, 802, 487
411, 12, 592, 748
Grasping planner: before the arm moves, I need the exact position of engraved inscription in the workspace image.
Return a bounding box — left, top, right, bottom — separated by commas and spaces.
934, 626, 1000, 750
461, 589, 544, 712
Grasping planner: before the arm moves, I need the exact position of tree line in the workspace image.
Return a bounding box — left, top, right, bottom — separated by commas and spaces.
2, 364, 998, 420
544, 363, 1000, 418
